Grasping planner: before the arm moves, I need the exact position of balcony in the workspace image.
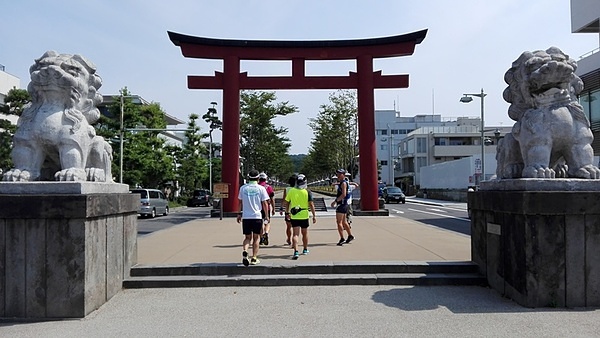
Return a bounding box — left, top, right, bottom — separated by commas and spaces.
433, 145, 488, 157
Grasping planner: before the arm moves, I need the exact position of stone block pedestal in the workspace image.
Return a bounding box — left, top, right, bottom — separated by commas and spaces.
469, 179, 600, 307
0, 183, 138, 318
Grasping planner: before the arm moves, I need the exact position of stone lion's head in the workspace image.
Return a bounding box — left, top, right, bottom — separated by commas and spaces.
502, 47, 583, 121
27, 50, 103, 125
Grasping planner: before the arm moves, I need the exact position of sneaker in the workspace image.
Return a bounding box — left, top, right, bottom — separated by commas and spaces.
242, 251, 249, 267
259, 236, 265, 245
250, 257, 260, 265
263, 233, 269, 246
286, 239, 291, 245
292, 251, 299, 260
337, 238, 345, 246
345, 235, 355, 244
302, 249, 309, 255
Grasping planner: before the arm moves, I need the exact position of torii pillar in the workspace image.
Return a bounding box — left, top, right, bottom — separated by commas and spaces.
168, 30, 427, 213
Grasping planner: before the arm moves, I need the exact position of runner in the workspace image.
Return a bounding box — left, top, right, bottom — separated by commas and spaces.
237, 169, 270, 266
330, 168, 354, 245
283, 174, 316, 259
258, 172, 275, 245
279, 173, 298, 245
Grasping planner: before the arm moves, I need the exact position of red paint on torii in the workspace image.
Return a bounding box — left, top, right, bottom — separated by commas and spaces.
168, 29, 427, 213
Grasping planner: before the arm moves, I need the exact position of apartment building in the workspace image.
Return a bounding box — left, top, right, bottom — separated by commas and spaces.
0, 64, 20, 125
571, 0, 600, 153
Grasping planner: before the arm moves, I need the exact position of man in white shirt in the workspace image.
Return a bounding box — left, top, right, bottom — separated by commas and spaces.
237, 169, 270, 266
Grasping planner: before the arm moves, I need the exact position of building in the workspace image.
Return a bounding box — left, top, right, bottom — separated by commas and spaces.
0, 64, 20, 125
98, 95, 186, 147
396, 120, 510, 188
571, 0, 600, 153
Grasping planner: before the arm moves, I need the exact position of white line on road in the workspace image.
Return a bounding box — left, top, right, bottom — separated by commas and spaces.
408, 208, 470, 222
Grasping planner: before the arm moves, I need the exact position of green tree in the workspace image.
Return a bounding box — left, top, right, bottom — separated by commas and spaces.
303, 90, 358, 180
239, 91, 295, 180
0, 88, 30, 171
95, 87, 173, 188
177, 113, 208, 195
202, 104, 222, 189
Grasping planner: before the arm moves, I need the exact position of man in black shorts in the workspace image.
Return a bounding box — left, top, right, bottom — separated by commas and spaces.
237, 169, 270, 266
283, 174, 316, 259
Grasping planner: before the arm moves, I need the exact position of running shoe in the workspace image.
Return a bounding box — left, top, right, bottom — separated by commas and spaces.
337, 238, 345, 246
286, 239, 292, 245
345, 235, 355, 244
259, 235, 265, 245
263, 233, 269, 246
292, 251, 299, 260
302, 249, 309, 255
242, 251, 249, 267
250, 257, 260, 265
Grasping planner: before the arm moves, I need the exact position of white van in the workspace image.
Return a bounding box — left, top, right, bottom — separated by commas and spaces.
130, 189, 169, 218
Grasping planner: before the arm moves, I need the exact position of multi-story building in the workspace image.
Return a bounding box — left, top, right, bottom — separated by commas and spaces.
397, 123, 511, 188
375, 110, 468, 186
0, 64, 20, 125
571, 0, 600, 153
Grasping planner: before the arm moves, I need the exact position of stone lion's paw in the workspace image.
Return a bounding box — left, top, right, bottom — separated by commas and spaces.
554, 163, 569, 178
523, 165, 555, 178
572, 165, 600, 179
85, 168, 106, 182
2, 169, 32, 182
55, 168, 87, 181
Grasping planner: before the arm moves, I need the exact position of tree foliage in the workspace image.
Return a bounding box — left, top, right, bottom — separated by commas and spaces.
95, 87, 174, 188
239, 91, 296, 181
176, 113, 208, 194
302, 90, 358, 180
0, 87, 30, 171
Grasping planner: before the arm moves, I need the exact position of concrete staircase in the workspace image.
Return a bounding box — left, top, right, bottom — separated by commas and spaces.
123, 261, 486, 288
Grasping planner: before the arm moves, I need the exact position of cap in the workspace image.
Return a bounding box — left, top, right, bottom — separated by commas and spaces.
248, 169, 260, 179
258, 172, 268, 180
336, 168, 346, 174
296, 174, 307, 188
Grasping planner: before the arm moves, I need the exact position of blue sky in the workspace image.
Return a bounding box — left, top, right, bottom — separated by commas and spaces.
1, 0, 597, 154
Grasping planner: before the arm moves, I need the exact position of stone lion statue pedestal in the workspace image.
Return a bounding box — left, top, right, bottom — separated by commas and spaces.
0, 182, 138, 319
469, 180, 600, 308
0, 51, 138, 319
468, 47, 600, 308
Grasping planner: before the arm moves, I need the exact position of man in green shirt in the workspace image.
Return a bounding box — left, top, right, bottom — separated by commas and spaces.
283, 174, 316, 259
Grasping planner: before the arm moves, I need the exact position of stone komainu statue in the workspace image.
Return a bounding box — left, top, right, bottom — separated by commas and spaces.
2, 51, 113, 182
496, 47, 600, 179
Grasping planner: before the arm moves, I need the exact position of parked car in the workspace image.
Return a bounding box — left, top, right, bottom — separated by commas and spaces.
130, 188, 169, 218
382, 186, 406, 204
187, 189, 213, 207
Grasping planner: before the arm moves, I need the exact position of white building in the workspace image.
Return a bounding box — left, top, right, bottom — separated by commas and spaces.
375, 110, 483, 186
0, 64, 20, 125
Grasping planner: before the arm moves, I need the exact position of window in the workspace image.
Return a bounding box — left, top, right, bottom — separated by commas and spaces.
380, 144, 388, 150
391, 129, 399, 134
434, 137, 447, 145
416, 137, 427, 153
381, 160, 388, 166
381, 129, 388, 135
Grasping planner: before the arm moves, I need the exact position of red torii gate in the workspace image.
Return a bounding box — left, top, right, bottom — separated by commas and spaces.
168, 29, 427, 213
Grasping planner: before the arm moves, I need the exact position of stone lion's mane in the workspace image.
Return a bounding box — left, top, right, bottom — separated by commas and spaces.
19, 51, 103, 134
502, 47, 585, 124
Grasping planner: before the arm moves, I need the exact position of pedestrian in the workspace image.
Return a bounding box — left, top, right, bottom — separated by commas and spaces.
344, 173, 359, 225
330, 168, 354, 245
279, 173, 298, 245
258, 172, 275, 245
283, 174, 316, 259
237, 169, 271, 266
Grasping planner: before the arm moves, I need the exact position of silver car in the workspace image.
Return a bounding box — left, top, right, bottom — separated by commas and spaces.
130, 189, 169, 218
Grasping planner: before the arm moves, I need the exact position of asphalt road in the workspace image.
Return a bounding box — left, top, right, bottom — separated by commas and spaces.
136, 205, 212, 236
384, 201, 471, 235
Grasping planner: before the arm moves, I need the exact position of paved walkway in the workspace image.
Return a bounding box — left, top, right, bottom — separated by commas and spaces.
137, 196, 470, 266
2, 197, 599, 336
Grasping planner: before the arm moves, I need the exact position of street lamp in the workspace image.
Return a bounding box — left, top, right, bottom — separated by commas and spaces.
460, 88, 487, 184
208, 101, 217, 194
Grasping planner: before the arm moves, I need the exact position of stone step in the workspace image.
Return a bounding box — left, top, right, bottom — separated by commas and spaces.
123, 272, 486, 288
123, 261, 485, 288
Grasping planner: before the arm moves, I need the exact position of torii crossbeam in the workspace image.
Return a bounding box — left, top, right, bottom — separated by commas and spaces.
168, 29, 427, 213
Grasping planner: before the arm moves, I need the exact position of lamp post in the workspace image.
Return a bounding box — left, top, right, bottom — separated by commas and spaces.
208, 101, 217, 194
460, 88, 487, 185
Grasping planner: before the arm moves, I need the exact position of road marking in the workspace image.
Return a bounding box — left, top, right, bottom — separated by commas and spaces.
393, 209, 404, 214
408, 208, 470, 222
427, 208, 445, 213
